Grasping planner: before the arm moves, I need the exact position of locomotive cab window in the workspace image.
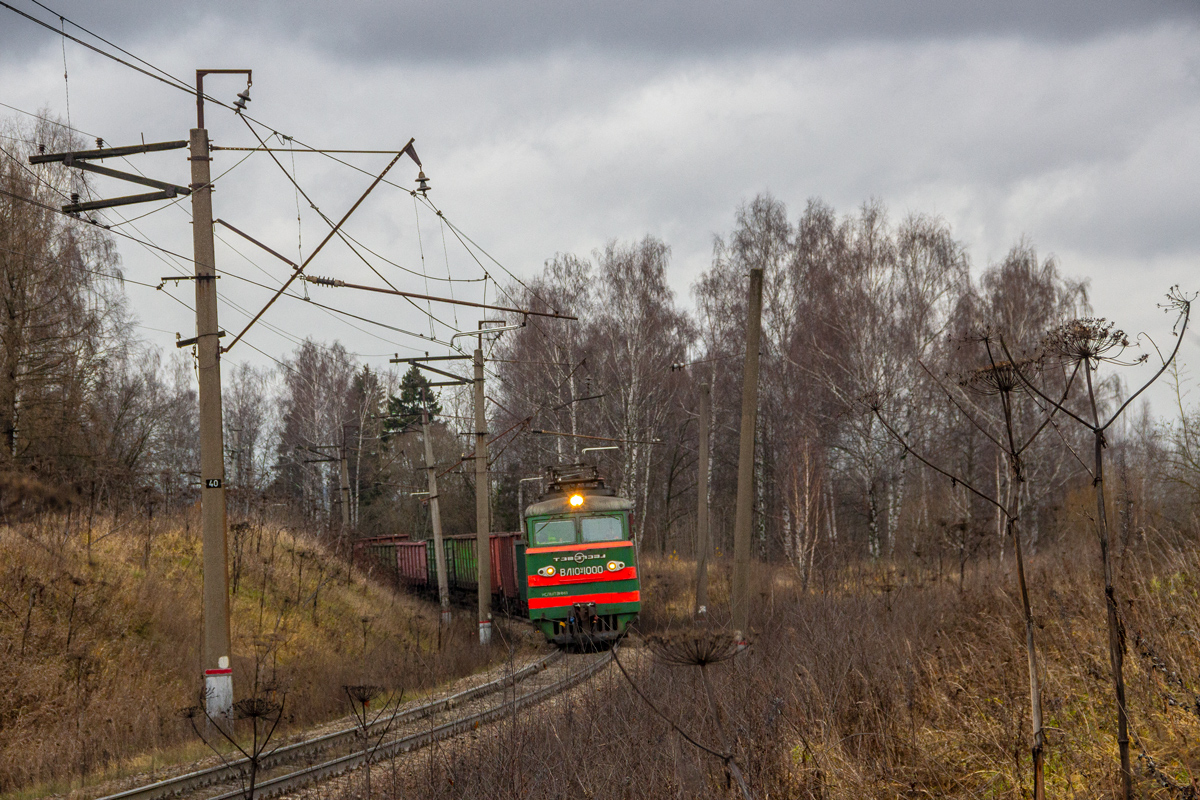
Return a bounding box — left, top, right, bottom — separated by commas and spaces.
580, 515, 624, 543
531, 518, 576, 547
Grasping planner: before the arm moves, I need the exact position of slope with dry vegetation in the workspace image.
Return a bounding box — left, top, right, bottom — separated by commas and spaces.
0, 509, 514, 796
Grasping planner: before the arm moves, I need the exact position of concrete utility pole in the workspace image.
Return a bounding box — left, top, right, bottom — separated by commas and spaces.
191, 125, 232, 719
338, 442, 351, 529
474, 346, 492, 645
731, 268, 764, 638
694, 381, 711, 619
422, 400, 451, 626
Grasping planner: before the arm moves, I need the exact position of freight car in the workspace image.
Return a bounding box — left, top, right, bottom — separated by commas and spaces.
383, 464, 640, 646
392, 532, 523, 608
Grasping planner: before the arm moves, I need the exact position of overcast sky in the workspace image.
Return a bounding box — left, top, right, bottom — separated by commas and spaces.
2, 1, 1199, 413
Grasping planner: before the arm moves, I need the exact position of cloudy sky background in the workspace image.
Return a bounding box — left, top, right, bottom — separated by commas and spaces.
2, 1, 1199, 413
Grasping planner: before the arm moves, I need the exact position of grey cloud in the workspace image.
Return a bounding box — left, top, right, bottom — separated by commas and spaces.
2, 0, 1198, 67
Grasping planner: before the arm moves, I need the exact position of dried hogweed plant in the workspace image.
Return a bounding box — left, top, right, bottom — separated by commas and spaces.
645, 630, 743, 667
1041, 318, 1144, 369
955, 354, 1060, 800
343, 683, 402, 800
613, 631, 756, 800
178, 686, 286, 800
998, 286, 1195, 800
959, 359, 1029, 396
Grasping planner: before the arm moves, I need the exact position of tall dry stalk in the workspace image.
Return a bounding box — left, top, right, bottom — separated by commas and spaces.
1004, 288, 1193, 799
344, 684, 402, 800
182, 692, 286, 800
870, 339, 1081, 799
614, 632, 756, 800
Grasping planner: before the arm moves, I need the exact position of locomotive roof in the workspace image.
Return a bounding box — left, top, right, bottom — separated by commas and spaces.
524, 494, 633, 518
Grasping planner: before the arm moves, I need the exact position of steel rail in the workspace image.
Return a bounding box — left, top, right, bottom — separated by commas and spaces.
97, 650, 563, 800
207, 650, 614, 800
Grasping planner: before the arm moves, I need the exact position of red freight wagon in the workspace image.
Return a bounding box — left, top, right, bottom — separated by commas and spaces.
490, 532, 520, 599
395, 540, 429, 587
412, 533, 521, 600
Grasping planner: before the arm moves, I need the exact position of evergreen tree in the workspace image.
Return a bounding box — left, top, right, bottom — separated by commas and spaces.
384, 365, 441, 438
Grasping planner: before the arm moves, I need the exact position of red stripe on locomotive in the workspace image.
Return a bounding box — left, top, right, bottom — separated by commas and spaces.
528, 590, 641, 609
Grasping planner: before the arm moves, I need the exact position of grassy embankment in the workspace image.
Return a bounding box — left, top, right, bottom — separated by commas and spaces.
0, 510, 519, 797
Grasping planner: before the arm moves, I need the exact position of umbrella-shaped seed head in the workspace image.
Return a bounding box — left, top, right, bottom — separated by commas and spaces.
232, 697, 282, 721
344, 684, 384, 706
1042, 318, 1130, 366
960, 360, 1028, 396
645, 630, 747, 667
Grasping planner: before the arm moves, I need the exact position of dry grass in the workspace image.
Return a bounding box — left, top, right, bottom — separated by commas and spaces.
7, 510, 1200, 799
0, 511, 515, 796
332, 546, 1200, 799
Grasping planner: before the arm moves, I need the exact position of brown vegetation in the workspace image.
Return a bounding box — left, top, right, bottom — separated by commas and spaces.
330, 548, 1200, 799
0, 511, 512, 795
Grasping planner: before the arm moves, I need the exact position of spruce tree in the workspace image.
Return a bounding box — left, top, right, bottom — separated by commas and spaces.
384, 365, 441, 438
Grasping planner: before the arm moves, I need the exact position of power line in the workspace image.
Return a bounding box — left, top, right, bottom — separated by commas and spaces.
0, 5, 570, 374
336, 225, 486, 284
97, 138, 436, 356
1, 4, 542, 315
239, 115, 463, 337
2, 146, 441, 358
29, 0, 194, 93
212, 146, 413, 154
0, 242, 195, 313
216, 265, 449, 352
0, 1, 197, 96
0, 100, 97, 137
103, 146, 258, 228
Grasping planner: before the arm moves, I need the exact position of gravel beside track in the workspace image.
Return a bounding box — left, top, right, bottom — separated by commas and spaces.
216, 650, 614, 800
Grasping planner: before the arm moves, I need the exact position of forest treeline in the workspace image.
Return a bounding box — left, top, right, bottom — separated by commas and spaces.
4, 115, 1199, 581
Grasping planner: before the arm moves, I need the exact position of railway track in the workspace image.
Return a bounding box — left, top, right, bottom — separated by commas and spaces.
98, 649, 612, 800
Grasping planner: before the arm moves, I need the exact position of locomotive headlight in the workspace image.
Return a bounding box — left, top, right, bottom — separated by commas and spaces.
537, 565, 557, 577
606, 560, 624, 571
569, 493, 584, 507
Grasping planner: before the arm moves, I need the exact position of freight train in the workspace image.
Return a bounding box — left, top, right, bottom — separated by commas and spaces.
358, 465, 640, 646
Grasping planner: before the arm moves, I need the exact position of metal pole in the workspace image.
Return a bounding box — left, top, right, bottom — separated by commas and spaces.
468, 347, 487, 642
191, 127, 232, 718
518, 477, 536, 522
422, 402, 451, 626
474, 347, 492, 645
731, 268, 763, 639
694, 381, 711, 620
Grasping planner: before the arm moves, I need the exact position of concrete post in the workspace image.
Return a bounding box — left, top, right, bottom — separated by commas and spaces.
694, 381, 711, 619
731, 268, 763, 639
191, 127, 232, 718
474, 347, 491, 645
422, 403, 451, 626
339, 446, 351, 528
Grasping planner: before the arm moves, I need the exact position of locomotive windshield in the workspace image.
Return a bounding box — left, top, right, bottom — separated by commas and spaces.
529, 513, 627, 546
531, 519, 576, 546
581, 516, 623, 543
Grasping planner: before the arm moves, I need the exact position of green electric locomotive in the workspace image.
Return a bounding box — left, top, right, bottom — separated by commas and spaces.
518, 464, 640, 645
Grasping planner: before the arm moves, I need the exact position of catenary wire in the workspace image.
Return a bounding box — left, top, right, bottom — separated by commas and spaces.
2, 6, 543, 325
238, 114, 462, 337
1, 7, 562, 368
